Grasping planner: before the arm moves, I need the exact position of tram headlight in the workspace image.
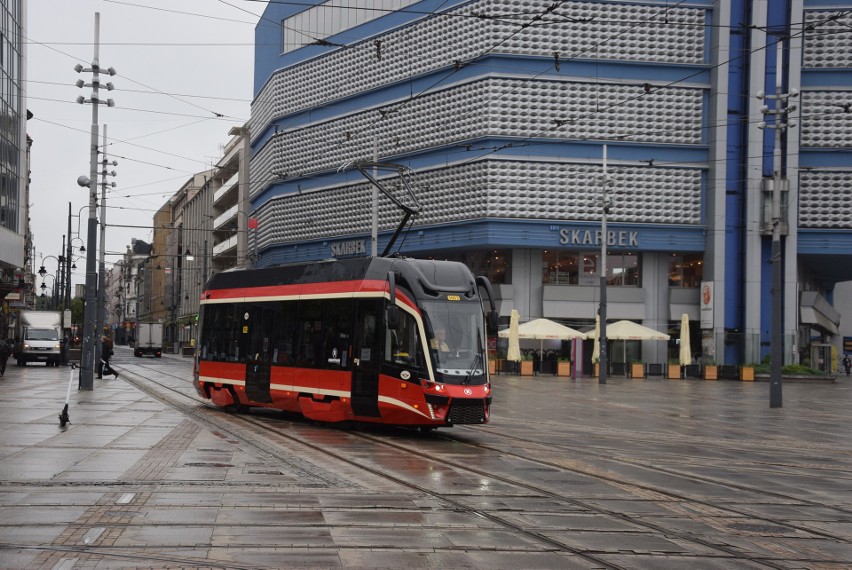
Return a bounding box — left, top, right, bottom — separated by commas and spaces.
421, 380, 445, 392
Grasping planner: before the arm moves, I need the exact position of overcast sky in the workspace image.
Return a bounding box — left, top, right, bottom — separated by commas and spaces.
25, 0, 270, 288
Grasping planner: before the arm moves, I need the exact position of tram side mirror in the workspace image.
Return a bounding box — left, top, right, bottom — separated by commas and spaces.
487, 310, 499, 335
386, 304, 400, 330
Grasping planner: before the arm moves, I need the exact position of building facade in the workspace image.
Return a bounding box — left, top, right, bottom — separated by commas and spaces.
0, 0, 31, 330
248, 0, 852, 370
131, 130, 251, 351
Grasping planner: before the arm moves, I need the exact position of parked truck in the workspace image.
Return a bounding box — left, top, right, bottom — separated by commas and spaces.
14, 310, 63, 367
134, 322, 163, 357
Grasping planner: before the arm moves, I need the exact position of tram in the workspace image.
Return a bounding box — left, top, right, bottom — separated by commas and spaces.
193, 256, 499, 428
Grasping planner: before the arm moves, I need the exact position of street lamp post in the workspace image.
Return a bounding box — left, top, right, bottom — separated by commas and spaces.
66, 206, 87, 313
75, 12, 115, 390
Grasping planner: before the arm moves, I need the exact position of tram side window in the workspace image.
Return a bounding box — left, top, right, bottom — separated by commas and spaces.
295, 300, 323, 368
322, 299, 353, 370
359, 303, 378, 364
245, 302, 283, 366
200, 303, 245, 362
385, 310, 422, 368
293, 299, 353, 369
270, 300, 296, 366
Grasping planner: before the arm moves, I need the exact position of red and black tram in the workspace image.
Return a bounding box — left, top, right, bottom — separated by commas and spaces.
193, 256, 498, 428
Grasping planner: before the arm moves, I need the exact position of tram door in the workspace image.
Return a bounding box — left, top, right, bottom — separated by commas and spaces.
351, 300, 381, 417
245, 304, 274, 404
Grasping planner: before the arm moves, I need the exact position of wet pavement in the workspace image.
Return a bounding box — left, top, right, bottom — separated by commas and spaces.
0, 346, 850, 569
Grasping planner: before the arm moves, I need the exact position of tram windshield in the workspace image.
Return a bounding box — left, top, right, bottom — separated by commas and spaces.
421, 300, 486, 381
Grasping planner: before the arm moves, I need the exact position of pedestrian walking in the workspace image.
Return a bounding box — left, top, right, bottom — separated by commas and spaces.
0, 338, 10, 376
843, 355, 851, 377
101, 335, 118, 379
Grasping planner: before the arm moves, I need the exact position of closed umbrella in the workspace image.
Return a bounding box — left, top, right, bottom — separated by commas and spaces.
505, 309, 521, 363
679, 313, 692, 365
591, 314, 600, 365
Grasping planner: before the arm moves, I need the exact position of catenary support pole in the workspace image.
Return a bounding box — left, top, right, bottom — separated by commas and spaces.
95, 124, 108, 377
769, 39, 784, 408
78, 13, 102, 391
599, 145, 608, 385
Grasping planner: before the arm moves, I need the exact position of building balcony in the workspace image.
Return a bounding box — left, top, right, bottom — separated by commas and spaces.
213, 204, 239, 231
212, 172, 238, 206
213, 234, 238, 258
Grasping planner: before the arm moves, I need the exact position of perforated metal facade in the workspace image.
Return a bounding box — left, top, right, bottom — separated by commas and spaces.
254, 160, 702, 251
803, 10, 852, 68
250, 78, 704, 197
251, 0, 707, 132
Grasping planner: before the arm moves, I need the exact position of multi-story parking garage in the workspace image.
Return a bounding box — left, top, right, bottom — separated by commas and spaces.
247, 0, 852, 370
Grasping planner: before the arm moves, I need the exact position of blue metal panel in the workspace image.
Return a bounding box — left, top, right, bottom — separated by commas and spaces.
799, 230, 852, 255
257, 219, 707, 268
723, 0, 748, 336
799, 149, 852, 169
801, 69, 852, 88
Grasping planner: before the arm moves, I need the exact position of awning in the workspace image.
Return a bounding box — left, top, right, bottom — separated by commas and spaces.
800, 291, 839, 335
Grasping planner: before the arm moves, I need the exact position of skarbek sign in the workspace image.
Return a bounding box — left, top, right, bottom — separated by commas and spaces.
331, 239, 366, 257
559, 228, 638, 247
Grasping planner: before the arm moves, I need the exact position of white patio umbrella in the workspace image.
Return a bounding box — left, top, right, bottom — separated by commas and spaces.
509, 318, 584, 368
503, 309, 521, 363
679, 313, 692, 365
603, 320, 671, 341
586, 320, 669, 363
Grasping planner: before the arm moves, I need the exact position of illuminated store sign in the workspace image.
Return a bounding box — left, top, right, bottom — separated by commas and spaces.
559, 229, 639, 247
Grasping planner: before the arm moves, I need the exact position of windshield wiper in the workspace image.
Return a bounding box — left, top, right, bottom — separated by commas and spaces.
464, 352, 482, 385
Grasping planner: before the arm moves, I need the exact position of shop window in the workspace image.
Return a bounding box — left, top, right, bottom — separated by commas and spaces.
668, 254, 703, 287
439, 249, 510, 285
543, 251, 640, 286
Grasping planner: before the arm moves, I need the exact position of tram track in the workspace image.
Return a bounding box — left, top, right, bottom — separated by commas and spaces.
118, 359, 629, 569
117, 357, 852, 568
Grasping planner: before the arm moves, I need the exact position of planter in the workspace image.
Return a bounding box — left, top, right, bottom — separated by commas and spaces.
488, 359, 497, 375
557, 361, 571, 377
704, 365, 718, 380
520, 360, 534, 376
630, 363, 645, 378
740, 366, 755, 381
667, 363, 682, 379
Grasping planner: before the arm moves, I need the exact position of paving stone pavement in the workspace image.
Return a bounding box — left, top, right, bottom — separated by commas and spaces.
0, 347, 850, 569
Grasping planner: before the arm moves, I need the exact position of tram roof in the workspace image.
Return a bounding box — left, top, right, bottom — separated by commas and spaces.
205, 256, 478, 299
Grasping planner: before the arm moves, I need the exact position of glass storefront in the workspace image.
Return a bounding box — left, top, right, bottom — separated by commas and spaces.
668, 253, 703, 287
541, 250, 640, 286
431, 249, 511, 285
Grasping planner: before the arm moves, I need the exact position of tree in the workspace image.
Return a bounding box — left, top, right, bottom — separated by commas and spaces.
71, 297, 84, 325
